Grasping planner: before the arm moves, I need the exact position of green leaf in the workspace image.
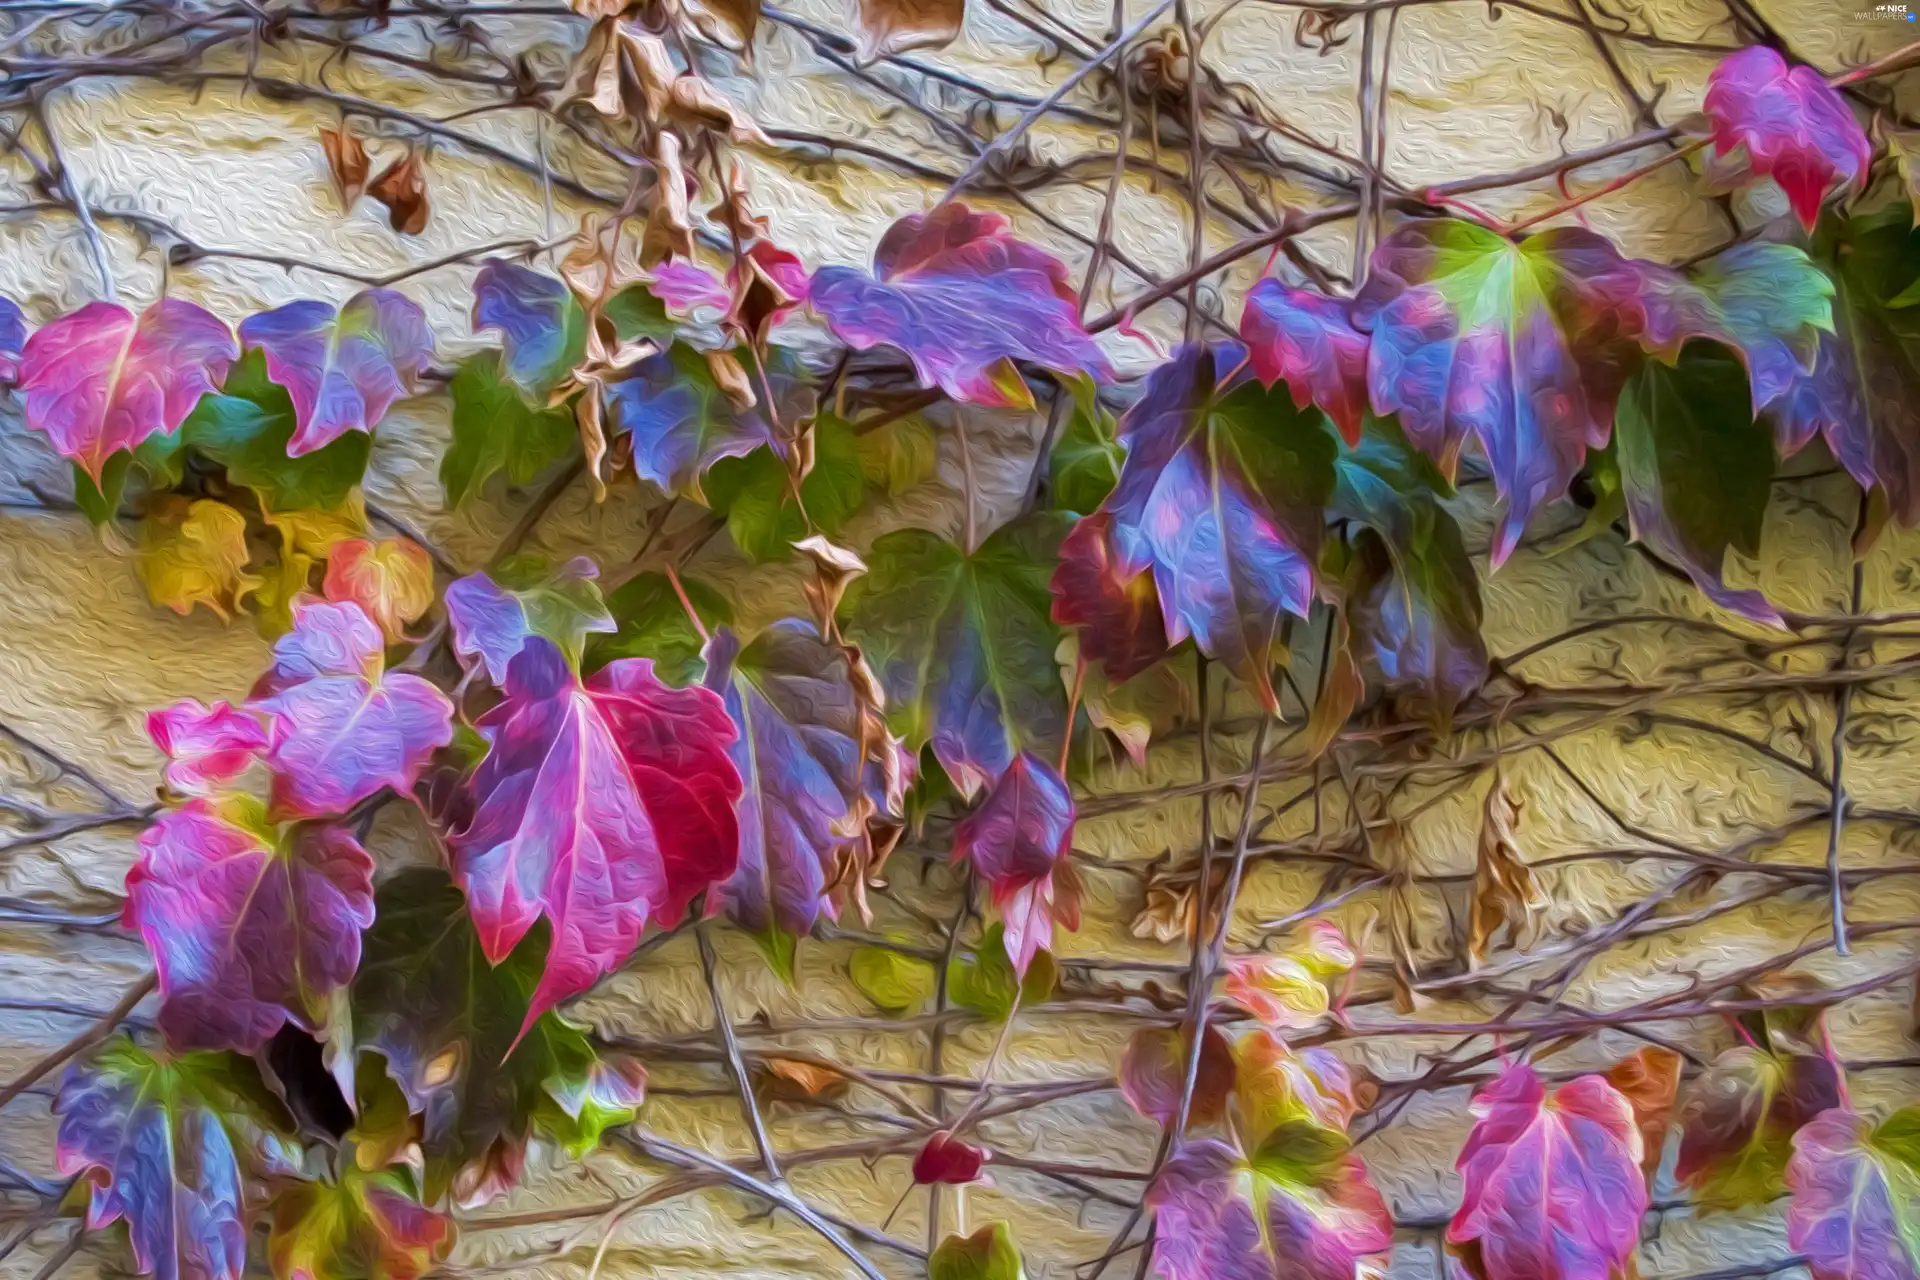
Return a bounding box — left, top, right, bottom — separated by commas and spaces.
947, 923, 1055, 1021
603, 284, 679, 346
441, 352, 576, 509
1049, 393, 1123, 515
848, 945, 936, 1014
586, 570, 732, 686
703, 415, 867, 562
854, 415, 938, 495
183, 349, 371, 512
267, 1165, 452, 1280
71, 426, 188, 525
929, 1222, 1028, 1280
1615, 341, 1779, 622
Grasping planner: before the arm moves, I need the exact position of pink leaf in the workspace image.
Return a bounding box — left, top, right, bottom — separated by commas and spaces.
952, 752, 1080, 975
913, 1130, 988, 1185
1786, 1107, 1920, 1280
1446, 1063, 1647, 1280
125, 798, 374, 1052
450, 638, 741, 1041
1241, 279, 1370, 445
147, 698, 270, 796
252, 598, 454, 818
1120, 1024, 1235, 1127
1705, 46, 1870, 232
239, 289, 433, 456
19, 299, 237, 481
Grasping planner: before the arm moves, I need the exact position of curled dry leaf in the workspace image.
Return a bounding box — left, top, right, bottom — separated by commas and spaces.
1467, 773, 1547, 967
644, 131, 696, 268
680, 0, 759, 53
752, 1056, 850, 1106
1130, 854, 1226, 945
368, 151, 429, 235
1605, 1046, 1684, 1178
854, 0, 964, 63
320, 125, 371, 209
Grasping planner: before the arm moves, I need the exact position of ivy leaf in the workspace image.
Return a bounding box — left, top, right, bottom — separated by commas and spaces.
1048, 392, 1124, 515
1772, 206, 1920, 522
1675, 1043, 1843, 1210
180, 350, 374, 513
267, 1166, 453, 1280
929, 1222, 1027, 1280
1233, 1032, 1369, 1140
588, 569, 733, 686
947, 922, 1055, 1020
1786, 1107, 1920, 1280
55, 1038, 300, 1280
19, 298, 237, 481
1119, 1024, 1234, 1127
1331, 415, 1486, 726
1224, 925, 1354, 1032
808, 203, 1111, 407
1446, 1063, 1646, 1280
1100, 343, 1336, 713
842, 515, 1068, 798
472, 259, 587, 399
853, 0, 961, 61
1635, 242, 1833, 412
238, 290, 432, 456
128, 796, 374, 1053
148, 698, 271, 796
70, 426, 186, 527
137, 497, 262, 621
1241, 279, 1370, 445
952, 751, 1079, 975
704, 620, 869, 940
1360, 219, 1646, 563
914, 1130, 988, 1185
450, 638, 741, 1038
702, 414, 867, 562
1614, 342, 1780, 623
444, 556, 615, 683
0, 294, 25, 381
352, 869, 646, 1207
604, 343, 774, 501
1704, 45, 1869, 231
1050, 512, 1169, 685
849, 945, 936, 1013
253, 598, 455, 818
1606, 1047, 1684, 1179
323, 537, 435, 642
441, 352, 577, 509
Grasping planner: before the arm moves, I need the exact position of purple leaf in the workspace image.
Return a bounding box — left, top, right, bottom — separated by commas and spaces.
952, 752, 1078, 975
648, 261, 733, 319
444, 556, 615, 683
239, 289, 432, 457
0, 295, 25, 381
704, 621, 871, 940
1359, 220, 1646, 563
808, 203, 1111, 407
19, 299, 236, 481
1100, 343, 1335, 713
55, 1039, 299, 1280
126, 796, 374, 1052
1241, 279, 1370, 444
451, 639, 742, 1041
1705, 46, 1870, 232
252, 598, 455, 818
1786, 1107, 1920, 1280
472, 260, 585, 396
147, 698, 270, 796
604, 344, 774, 501
1635, 242, 1833, 412
1049, 511, 1169, 685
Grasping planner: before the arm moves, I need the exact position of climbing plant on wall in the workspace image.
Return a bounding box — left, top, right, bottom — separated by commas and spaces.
4, 3, 1920, 1279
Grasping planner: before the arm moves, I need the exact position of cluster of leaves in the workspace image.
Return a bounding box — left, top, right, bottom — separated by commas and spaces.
10, 26, 1920, 1280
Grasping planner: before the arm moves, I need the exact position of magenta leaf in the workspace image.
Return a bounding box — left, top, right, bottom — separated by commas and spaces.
1241, 279, 1370, 445
1446, 1063, 1647, 1280
126, 796, 374, 1052
1049, 511, 1169, 685
238, 289, 431, 456
913, 1130, 988, 1185
55, 1038, 300, 1280
444, 556, 615, 683
1359, 219, 1646, 563
147, 698, 270, 796
252, 598, 455, 818
472, 259, 587, 398
450, 638, 741, 1039
1704, 46, 1869, 231
1786, 1107, 1920, 1280
19, 298, 237, 481
0, 295, 24, 381
704, 621, 872, 940
807, 203, 1111, 407
1099, 343, 1335, 713
952, 752, 1079, 975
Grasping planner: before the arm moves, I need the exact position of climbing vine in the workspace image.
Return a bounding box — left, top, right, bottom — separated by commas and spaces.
3, 2, 1920, 1279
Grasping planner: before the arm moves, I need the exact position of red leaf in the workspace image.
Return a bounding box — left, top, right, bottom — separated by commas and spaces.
252, 597, 455, 818
126, 797, 374, 1052
323, 536, 436, 642
1705, 46, 1870, 232
451, 638, 741, 1040
1241, 279, 1370, 445
1049, 512, 1168, 685
1119, 1024, 1234, 1127
19, 298, 237, 481
808, 203, 1111, 407
952, 752, 1078, 975
1446, 1063, 1646, 1280
147, 697, 270, 796
914, 1130, 988, 1184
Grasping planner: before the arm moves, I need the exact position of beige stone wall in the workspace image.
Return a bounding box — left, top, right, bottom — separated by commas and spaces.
3, 0, 1919, 1277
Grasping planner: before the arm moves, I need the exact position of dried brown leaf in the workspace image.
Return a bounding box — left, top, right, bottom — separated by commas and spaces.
679, 0, 760, 55
319, 126, 371, 209
666, 74, 769, 144
1605, 1046, 1683, 1177
642, 132, 695, 268
1467, 774, 1548, 967
752, 1057, 850, 1106
1129, 856, 1226, 945
704, 349, 756, 409
1302, 614, 1364, 765
853, 0, 963, 62
367, 151, 429, 235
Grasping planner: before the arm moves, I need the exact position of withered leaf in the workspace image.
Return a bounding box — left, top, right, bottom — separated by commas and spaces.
319, 126, 371, 210
680, 0, 759, 54
1467, 774, 1548, 967
643, 131, 695, 268
752, 1057, 850, 1106
1605, 1046, 1683, 1178
368, 151, 429, 235
854, 0, 963, 62
1129, 855, 1226, 946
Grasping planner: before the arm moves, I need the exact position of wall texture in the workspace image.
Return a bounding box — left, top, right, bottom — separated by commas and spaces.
3, 1, 1919, 1278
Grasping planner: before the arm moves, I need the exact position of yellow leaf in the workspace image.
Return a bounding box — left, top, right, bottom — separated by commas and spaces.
137, 499, 261, 622
1467, 774, 1549, 966
324, 537, 435, 642
264, 493, 369, 560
